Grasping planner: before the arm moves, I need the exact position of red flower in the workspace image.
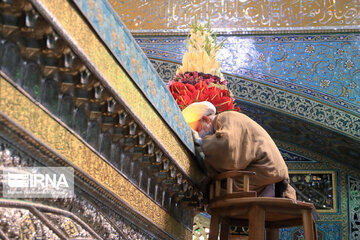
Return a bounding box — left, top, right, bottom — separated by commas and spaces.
207, 86, 221, 102
213, 96, 234, 112
191, 90, 208, 102
170, 82, 186, 94
168, 71, 239, 112
171, 92, 179, 100
234, 106, 241, 112
195, 81, 208, 91
185, 84, 196, 93
220, 89, 230, 97
176, 95, 193, 110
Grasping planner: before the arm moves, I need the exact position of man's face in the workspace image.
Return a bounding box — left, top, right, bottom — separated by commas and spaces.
198, 117, 214, 137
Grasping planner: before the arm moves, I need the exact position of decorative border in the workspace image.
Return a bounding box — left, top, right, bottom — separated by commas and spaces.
289, 170, 338, 213
0, 76, 191, 239
30, 0, 198, 178
70, 0, 194, 152
280, 149, 317, 163
228, 76, 360, 139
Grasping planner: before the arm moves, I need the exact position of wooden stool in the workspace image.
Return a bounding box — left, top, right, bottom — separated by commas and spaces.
207, 171, 319, 240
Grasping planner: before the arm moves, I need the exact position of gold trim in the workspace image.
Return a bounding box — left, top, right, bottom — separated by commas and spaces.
0, 76, 192, 239
31, 0, 203, 182
109, 0, 360, 34
130, 28, 360, 36
289, 170, 337, 213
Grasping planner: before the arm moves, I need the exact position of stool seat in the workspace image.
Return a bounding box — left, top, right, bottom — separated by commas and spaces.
206, 171, 318, 240
208, 197, 319, 240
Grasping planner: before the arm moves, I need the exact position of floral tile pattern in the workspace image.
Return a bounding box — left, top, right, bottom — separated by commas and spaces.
137, 34, 360, 116
72, 0, 194, 152
280, 221, 341, 240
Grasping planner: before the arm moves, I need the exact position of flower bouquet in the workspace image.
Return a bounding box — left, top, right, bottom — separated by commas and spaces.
168, 19, 240, 113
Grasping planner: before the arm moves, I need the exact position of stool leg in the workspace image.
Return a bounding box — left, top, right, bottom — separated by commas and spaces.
313, 221, 318, 240
249, 205, 265, 240
209, 214, 220, 240
220, 221, 229, 240
266, 228, 279, 240
302, 210, 314, 240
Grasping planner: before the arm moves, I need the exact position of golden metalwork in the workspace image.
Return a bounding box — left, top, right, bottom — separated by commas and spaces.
193, 214, 210, 240
0, 76, 191, 239
19, 214, 35, 240
34, 0, 205, 184
109, 0, 360, 34
62, 220, 78, 237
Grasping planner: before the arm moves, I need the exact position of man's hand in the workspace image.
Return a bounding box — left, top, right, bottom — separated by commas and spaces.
192, 129, 200, 140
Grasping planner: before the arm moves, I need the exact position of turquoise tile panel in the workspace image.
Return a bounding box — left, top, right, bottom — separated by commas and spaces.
72, 0, 195, 152
136, 34, 360, 116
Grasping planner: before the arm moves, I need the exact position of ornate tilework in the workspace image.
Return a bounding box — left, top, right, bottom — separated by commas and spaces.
280, 149, 316, 163
280, 222, 341, 240
228, 77, 360, 139
137, 34, 360, 116
237, 100, 360, 170
148, 58, 360, 140
349, 176, 360, 240
72, 0, 194, 152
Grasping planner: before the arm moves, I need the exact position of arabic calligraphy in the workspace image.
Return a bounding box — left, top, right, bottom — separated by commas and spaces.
109, 0, 360, 32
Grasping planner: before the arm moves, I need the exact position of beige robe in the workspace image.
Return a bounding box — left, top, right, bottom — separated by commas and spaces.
202, 111, 296, 200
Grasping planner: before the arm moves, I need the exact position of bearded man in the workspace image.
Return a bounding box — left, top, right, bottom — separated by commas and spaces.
182, 101, 296, 199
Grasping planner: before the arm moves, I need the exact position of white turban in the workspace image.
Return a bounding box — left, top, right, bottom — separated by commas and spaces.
182, 101, 216, 125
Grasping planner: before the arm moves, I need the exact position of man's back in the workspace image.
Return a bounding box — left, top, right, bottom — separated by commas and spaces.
202, 111, 292, 196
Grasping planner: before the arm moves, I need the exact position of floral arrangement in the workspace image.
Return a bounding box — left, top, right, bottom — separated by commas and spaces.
168, 19, 240, 113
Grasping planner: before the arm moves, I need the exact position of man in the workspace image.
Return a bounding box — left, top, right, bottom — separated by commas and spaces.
182, 101, 296, 199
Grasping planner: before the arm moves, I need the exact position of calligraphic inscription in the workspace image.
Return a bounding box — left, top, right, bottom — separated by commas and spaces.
19, 214, 35, 240
289, 171, 337, 212
349, 176, 360, 240
109, 0, 360, 33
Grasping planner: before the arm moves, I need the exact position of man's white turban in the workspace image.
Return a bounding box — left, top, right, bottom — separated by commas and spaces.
182, 101, 216, 125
